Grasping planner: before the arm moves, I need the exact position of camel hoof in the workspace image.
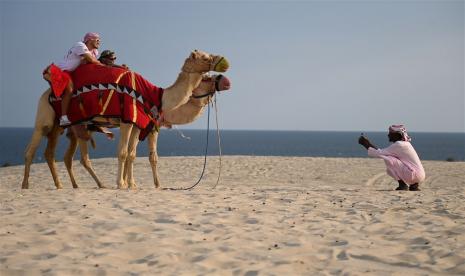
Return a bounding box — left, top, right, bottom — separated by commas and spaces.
212, 56, 229, 72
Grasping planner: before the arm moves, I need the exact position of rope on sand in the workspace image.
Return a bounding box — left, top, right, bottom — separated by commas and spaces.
162, 98, 212, 191
211, 95, 222, 189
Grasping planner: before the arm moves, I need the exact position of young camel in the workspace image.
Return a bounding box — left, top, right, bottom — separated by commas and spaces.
22, 50, 229, 189
70, 74, 230, 189
145, 74, 231, 188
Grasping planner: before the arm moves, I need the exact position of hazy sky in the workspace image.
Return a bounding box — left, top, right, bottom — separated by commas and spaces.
1, 0, 464, 132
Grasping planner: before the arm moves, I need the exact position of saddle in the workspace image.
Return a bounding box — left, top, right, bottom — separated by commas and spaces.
49, 64, 164, 140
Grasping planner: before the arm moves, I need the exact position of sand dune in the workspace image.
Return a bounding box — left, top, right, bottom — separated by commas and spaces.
1, 156, 464, 275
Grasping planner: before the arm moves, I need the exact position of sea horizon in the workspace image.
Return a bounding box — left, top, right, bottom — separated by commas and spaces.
1, 127, 464, 166
1, 126, 464, 134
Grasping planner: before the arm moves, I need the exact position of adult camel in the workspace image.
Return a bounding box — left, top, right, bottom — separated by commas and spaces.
22, 50, 229, 189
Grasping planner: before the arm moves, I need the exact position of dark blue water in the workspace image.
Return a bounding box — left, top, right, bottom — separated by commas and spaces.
0, 128, 463, 166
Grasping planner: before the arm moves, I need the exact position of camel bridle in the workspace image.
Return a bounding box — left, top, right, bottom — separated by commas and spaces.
192, 75, 223, 99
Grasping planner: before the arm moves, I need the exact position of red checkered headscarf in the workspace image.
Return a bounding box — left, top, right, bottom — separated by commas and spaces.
389, 124, 411, 142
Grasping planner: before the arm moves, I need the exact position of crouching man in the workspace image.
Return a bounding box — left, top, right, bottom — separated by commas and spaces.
358, 125, 425, 191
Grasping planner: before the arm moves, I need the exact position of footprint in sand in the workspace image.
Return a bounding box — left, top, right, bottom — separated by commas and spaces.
245, 218, 259, 224
283, 241, 301, 247
32, 253, 57, 260
409, 237, 432, 249
337, 250, 349, 260
154, 217, 177, 224
191, 255, 207, 262
365, 173, 387, 187
329, 240, 349, 246
129, 254, 156, 265
244, 271, 259, 276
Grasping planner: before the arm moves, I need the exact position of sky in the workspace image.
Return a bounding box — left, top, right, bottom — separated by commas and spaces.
1, 0, 464, 132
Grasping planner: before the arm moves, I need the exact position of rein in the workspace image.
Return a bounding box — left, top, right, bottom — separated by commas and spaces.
211, 95, 222, 189
162, 75, 225, 191
192, 92, 215, 99
162, 99, 212, 191
192, 75, 223, 99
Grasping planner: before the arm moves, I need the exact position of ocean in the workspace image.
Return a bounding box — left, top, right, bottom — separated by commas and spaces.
0, 128, 464, 166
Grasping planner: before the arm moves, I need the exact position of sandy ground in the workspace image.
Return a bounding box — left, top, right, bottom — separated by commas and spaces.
1, 156, 464, 275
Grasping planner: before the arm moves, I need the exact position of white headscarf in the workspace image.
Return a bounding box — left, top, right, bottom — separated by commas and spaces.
389, 124, 411, 142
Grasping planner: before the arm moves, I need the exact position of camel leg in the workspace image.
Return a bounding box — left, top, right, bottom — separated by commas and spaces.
43, 125, 64, 189
22, 89, 56, 189
78, 138, 106, 189
64, 132, 79, 188
126, 127, 141, 190
22, 129, 44, 189
147, 131, 161, 188
122, 159, 128, 186
122, 153, 134, 187
117, 123, 133, 189
122, 157, 130, 186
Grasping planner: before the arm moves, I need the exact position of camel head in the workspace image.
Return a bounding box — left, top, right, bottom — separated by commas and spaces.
160, 74, 231, 128
192, 74, 231, 98
182, 50, 230, 73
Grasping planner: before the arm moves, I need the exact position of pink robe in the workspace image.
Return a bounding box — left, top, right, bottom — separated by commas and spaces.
368, 141, 425, 184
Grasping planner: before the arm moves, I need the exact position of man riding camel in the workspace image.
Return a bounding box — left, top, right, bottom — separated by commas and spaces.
43, 32, 104, 126
98, 49, 128, 69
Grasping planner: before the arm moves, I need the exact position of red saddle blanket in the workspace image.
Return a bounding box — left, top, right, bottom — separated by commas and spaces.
49, 64, 164, 140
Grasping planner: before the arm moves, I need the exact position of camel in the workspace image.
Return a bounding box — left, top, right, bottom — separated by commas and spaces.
22, 50, 229, 189
59, 73, 230, 190
148, 73, 230, 188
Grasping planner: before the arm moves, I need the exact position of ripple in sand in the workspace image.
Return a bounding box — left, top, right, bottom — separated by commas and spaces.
245, 218, 259, 224
33, 253, 57, 260
244, 270, 259, 276
154, 218, 177, 224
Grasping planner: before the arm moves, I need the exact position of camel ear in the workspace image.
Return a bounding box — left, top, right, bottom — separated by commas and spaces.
191, 50, 199, 59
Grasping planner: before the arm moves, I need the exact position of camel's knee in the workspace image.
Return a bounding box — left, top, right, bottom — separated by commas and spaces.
64, 151, 75, 164
127, 147, 138, 162
127, 154, 136, 163
149, 152, 158, 166
44, 148, 55, 163
64, 156, 73, 169
24, 150, 35, 164
41, 125, 54, 136
80, 157, 92, 169
118, 150, 129, 162
24, 131, 44, 162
